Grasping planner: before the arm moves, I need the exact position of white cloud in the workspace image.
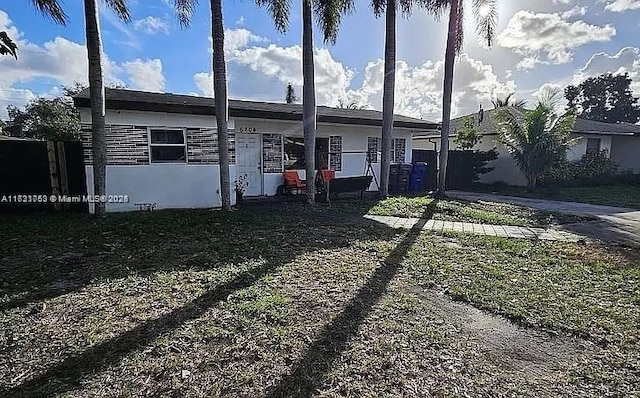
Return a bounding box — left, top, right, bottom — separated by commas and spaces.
193, 72, 213, 97
194, 29, 514, 121
224, 28, 268, 52
133, 16, 170, 35
561, 6, 588, 18
122, 59, 166, 92
605, 0, 640, 12
573, 47, 640, 94
236, 16, 246, 26
497, 10, 616, 69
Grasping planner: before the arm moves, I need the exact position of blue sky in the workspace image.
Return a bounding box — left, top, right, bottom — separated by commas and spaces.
1, 0, 640, 121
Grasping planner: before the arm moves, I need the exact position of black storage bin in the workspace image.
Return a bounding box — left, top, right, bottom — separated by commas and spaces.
389, 163, 412, 194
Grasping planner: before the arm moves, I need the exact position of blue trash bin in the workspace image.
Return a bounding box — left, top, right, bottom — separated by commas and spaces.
409, 162, 427, 192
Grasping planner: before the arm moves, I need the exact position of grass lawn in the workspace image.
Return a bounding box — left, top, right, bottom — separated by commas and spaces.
1, 208, 638, 397
329, 195, 592, 227
471, 184, 640, 209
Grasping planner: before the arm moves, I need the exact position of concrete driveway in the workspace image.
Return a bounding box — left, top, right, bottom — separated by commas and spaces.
446, 190, 640, 246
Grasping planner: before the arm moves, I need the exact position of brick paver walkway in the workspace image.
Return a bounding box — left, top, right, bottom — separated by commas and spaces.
363, 215, 586, 242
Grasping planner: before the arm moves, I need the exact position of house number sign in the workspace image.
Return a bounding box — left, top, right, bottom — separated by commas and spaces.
237, 127, 257, 133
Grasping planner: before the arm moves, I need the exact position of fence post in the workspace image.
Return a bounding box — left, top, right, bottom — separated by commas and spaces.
46, 141, 61, 211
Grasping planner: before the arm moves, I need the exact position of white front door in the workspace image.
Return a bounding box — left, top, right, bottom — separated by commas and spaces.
236, 133, 262, 196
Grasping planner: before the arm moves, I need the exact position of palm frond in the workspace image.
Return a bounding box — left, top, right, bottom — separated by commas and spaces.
314, 0, 354, 44
371, 0, 386, 17
0, 31, 18, 59
31, 0, 68, 25
256, 0, 290, 32
104, 0, 131, 22
471, 0, 497, 47
174, 0, 198, 28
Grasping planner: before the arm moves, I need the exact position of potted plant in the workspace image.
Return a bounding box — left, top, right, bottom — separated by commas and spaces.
234, 174, 249, 205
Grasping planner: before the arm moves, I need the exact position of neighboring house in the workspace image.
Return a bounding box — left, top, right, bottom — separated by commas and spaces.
414, 108, 640, 186
73, 88, 439, 212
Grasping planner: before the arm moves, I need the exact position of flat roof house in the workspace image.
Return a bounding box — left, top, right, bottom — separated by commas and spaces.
74, 88, 439, 212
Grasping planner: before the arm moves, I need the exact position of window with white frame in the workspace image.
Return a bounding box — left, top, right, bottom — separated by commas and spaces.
367, 137, 379, 163
149, 129, 186, 163
391, 138, 406, 163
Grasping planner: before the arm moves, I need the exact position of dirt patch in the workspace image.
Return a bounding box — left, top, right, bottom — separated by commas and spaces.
412, 287, 592, 381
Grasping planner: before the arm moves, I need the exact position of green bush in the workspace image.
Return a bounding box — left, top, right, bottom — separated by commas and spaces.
541, 151, 638, 187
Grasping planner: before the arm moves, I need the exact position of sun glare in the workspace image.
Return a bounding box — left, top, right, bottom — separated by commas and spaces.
478, 4, 492, 17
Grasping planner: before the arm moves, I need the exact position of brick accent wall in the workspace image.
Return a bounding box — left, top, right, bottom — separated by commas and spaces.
81, 124, 149, 165
262, 133, 283, 173
81, 124, 236, 165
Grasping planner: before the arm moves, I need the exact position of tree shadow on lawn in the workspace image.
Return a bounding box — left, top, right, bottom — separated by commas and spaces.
0, 208, 380, 312
265, 199, 439, 397
3, 206, 404, 396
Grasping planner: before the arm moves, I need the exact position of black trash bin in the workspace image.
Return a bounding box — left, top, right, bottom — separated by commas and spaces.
389, 163, 412, 194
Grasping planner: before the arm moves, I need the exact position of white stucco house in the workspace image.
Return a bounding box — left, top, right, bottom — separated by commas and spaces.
74, 88, 439, 212
414, 108, 640, 186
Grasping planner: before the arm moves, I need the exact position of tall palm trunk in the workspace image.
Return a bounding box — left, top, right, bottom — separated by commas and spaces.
302, 0, 316, 206
380, 0, 396, 198
436, 0, 460, 197
83, 0, 107, 216
211, 0, 232, 210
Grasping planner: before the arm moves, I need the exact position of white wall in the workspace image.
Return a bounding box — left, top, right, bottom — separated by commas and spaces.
84, 164, 238, 213
566, 134, 610, 161
610, 136, 640, 172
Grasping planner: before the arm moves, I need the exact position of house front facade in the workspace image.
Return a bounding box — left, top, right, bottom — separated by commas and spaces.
414, 108, 640, 187
74, 89, 438, 212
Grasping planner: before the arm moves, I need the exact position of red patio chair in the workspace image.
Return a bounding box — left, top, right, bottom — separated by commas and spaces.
283, 170, 306, 195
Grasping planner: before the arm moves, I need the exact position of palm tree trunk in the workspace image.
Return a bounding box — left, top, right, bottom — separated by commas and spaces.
211, 0, 232, 210
83, 0, 106, 217
436, 0, 460, 197
380, 0, 396, 198
302, 0, 316, 206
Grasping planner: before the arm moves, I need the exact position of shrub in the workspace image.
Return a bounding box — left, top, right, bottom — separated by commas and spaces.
541, 150, 638, 187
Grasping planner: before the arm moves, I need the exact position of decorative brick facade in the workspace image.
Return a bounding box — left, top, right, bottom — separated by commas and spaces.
81, 124, 235, 165
81, 124, 149, 165
262, 133, 283, 173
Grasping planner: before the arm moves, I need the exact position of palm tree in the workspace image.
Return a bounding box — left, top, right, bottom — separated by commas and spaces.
372, 0, 422, 198
496, 91, 577, 191
31, 0, 130, 217
431, 0, 498, 197
257, 0, 352, 206
285, 83, 297, 104
175, 0, 232, 210
337, 98, 365, 109
492, 93, 526, 110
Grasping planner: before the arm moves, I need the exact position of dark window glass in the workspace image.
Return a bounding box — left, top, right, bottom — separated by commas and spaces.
151, 129, 184, 144
151, 146, 186, 162
284, 137, 305, 170
586, 138, 601, 155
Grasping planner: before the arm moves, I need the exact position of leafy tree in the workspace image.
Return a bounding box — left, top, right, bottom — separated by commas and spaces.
430, 0, 498, 197
491, 93, 526, 110
6, 97, 80, 140
175, 0, 233, 210
453, 116, 498, 181
496, 92, 577, 191
0, 31, 18, 58
257, 0, 352, 206
285, 83, 297, 104
565, 72, 640, 124
453, 116, 481, 150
